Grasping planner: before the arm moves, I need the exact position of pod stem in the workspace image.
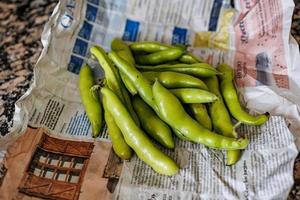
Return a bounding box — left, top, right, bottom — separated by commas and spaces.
90, 84, 101, 100
99, 78, 107, 87
232, 121, 242, 138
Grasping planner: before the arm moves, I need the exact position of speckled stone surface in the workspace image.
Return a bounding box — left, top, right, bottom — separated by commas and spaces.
0, 0, 57, 135
0, 0, 299, 198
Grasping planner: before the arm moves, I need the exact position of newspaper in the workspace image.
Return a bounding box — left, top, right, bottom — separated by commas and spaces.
113, 116, 297, 200
0, 0, 300, 199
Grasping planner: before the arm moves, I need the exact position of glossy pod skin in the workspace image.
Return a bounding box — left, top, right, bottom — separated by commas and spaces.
142, 71, 208, 90
217, 64, 269, 125
109, 51, 157, 111
111, 38, 137, 95
109, 52, 192, 142
109, 52, 189, 141
204, 76, 240, 165
170, 88, 218, 104
189, 104, 212, 130
179, 52, 203, 64
101, 87, 179, 176
90, 46, 123, 98
90, 46, 140, 127
133, 96, 174, 149
120, 73, 137, 95
135, 48, 184, 65
130, 41, 173, 53
129, 41, 200, 64
152, 81, 249, 150
137, 63, 220, 77
79, 64, 103, 138
103, 97, 132, 160
204, 76, 238, 138
111, 38, 135, 65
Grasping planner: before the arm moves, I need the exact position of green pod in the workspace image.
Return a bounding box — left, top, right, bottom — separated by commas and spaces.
173, 128, 190, 141
179, 52, 203, 64
217, 64, 269, 125
101, 87, 179, 176
103, 97, 132, 160
111, 38, 135, 65
108, 51, 157, 110
204, 76, 237, 137
152, 81, 249, 150
90, 46, 123, 99
130, 41, 173, 53
90, 46, 140, 127
226, 150, 241, 166
137, 63, 219, 77
142, 71, 208, 90
204, 76, 240, 165
119, 72, 138, 95
174, 44, 188, 51
189, 104, 212, 130
135, 48, 184, 65
79, 64, 103, 138
111, 38, 138, 95
109, 52, 190, 143
170, 88, 218, 104
109, 51, 190, 142
133, 96, 174, 149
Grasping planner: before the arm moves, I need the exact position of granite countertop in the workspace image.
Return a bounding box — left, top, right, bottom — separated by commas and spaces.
0, 0, 300, 199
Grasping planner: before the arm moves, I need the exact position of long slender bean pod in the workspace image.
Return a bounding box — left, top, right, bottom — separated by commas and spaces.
137, 63, 220, 77
101, 87, 179, 176
111, 38, 138, 95
152, 81, 249, 150
90, 46, 140, 126
189, 104, 212, 130
217, 64, 268, 125
204, 76, 240, 165
142, 71, 208, 90
109, 52, 191, 141
179, 52, 203, 64
79, 64, 103, 137
109, 51, 179, 146
109, 52, 247, 149
170, 88, 218, 104
130, 41, 173, 53
109, 51, 157, 110
133, 96, 174, 149
103, 97, 132, 160
135, 48, 184, 65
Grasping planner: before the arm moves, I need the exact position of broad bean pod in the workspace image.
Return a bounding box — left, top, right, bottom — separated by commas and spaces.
103, 97, 132, 160
137, 63, 220, 77
108, 51, 157, 110
170, 88, 218, 104
79, 64, 103, 138
101, 87, 179, 176
142, 71, 208, 90
133, 96, 174, 149
111, 38, 138, 95
90, 46, 140, 126
108, 52, 192, 141
135, 48, 184, 65
130, 41, 173, 53
179, 52, 203, 64
217, 64, 268, 126
189, 104, 212, 130
204, 76, 240, 165
152, 81, 249, 150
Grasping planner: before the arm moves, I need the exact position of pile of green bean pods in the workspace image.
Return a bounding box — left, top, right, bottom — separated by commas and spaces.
79, 39, 269, 175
